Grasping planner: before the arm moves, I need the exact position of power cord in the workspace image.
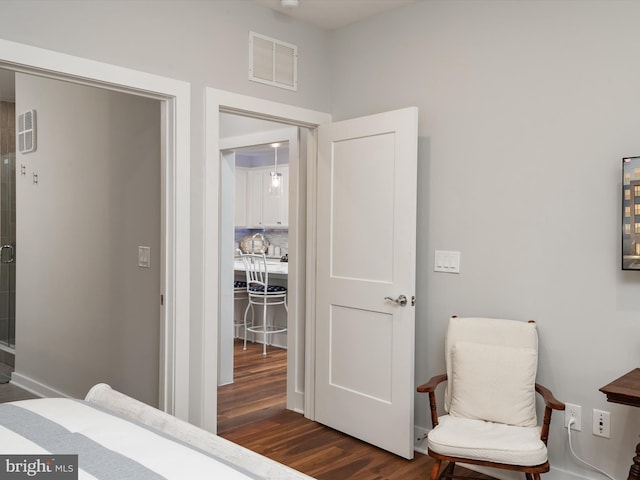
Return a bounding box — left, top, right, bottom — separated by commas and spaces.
566, 417, 617, 480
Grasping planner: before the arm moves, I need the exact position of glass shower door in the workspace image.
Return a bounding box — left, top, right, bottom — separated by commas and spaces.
0, 74, 16, 355
0, 152, 15, 350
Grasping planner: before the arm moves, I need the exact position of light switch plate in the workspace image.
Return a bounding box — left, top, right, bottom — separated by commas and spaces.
138, 246, 151, 268
434, 250, 460, 274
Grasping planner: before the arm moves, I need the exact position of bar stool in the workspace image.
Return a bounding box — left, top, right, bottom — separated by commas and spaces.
233, 249, 253, 338
233, 280, 248, 338
240, 252, 287, 355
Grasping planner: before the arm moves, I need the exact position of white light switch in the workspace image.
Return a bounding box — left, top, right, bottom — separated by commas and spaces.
434, 250, 460, 274
138, 246, 151, 268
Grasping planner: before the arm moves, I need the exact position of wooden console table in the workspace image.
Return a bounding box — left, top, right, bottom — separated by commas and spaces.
600, 368, 640, 480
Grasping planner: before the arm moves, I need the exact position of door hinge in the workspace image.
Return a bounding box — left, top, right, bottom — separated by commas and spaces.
160, 294, 164, 306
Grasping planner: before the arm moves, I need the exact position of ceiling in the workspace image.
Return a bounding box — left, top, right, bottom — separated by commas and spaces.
254, 0, 419, 30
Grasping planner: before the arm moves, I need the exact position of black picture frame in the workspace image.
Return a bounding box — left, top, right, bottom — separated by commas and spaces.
622, 156, 640, 270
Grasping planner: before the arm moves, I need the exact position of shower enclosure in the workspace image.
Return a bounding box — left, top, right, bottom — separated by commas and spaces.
0, 153, 15, 351
0, 97, 16, 352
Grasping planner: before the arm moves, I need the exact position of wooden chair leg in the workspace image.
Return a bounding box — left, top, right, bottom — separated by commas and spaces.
441, 462, 455, 480
532, 474, 541, 480
430, 459, 442, 480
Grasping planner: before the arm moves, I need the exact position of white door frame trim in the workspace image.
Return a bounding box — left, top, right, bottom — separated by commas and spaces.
203, 87, 330, 432
0, 39, 191, 419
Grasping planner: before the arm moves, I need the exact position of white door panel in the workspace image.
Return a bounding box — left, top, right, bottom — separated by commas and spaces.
329, 304, 393, 402
315, 107, 418, 459
330, 133, 395, 283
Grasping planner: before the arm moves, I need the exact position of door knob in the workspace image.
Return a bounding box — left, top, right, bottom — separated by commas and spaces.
384, 294, 408, 307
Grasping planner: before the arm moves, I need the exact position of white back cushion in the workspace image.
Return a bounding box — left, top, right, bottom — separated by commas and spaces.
449, 341, 538, 427
444, 317, 538, 413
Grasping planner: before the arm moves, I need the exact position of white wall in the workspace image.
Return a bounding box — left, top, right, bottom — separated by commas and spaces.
14, 73, 161, 406
330, 1, 640, 479
0, 0, 332, 423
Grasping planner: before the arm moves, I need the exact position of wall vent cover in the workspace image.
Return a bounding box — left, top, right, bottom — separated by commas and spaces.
249, 31, 297, 91
18, 109, 36, 153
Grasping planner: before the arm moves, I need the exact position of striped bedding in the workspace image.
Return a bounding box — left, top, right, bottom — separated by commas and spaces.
0, 395, 313, 480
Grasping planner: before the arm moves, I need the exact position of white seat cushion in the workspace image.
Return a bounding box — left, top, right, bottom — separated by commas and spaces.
427, 415, 547, 466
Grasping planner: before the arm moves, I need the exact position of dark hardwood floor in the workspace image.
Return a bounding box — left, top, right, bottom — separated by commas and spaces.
217, 338, 288, 433
218, 339, 496, 480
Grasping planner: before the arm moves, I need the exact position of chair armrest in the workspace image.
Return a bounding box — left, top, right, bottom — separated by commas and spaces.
417, 374, 447, 429
417, 373, 447, 393
535, 383, 564, 445
535, 383, 565, 410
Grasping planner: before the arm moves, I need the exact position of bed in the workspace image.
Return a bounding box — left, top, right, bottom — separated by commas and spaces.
0, 383, 315, 480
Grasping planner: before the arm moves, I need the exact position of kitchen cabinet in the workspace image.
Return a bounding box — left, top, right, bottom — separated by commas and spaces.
234, 167, 248, 227
242, 165, 288, 228
247, 168, 263, 227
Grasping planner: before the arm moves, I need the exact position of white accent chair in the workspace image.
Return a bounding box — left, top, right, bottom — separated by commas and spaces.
417, 316, 564, 480
240, 253, 288, 356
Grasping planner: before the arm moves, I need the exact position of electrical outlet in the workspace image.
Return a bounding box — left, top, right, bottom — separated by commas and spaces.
565, 403, 582, 431
593, 409, 610, 438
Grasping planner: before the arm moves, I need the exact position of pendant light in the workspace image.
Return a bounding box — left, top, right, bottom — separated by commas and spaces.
269, 143, 283, 197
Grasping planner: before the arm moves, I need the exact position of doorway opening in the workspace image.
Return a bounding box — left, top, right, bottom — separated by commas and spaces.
0, 39, 190, 417
205, 90, 419, 459
0, 66, 162, 403
217, 113, 295, 431
202, 87, 331, 433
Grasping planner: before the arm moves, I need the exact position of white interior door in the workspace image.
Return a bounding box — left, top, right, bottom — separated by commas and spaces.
315, 107, 418, 459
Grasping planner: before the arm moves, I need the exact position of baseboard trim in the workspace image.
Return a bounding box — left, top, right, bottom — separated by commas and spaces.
11, 372, 71, 399
288, 390, 304, 414
414, 425, 429, 454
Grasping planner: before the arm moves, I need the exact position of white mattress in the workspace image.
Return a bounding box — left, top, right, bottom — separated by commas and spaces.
0, 397, 311, 480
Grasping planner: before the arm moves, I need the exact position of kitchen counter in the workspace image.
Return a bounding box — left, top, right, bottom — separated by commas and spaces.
233, 259, 288, 278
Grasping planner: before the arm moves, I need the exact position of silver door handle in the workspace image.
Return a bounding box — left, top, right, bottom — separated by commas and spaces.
0, 245, 14, 264
385, 294, 407, 307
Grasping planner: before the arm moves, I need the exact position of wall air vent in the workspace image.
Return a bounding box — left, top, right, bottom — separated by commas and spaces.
249, 31, 297, 91
18, 109, 36, 153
